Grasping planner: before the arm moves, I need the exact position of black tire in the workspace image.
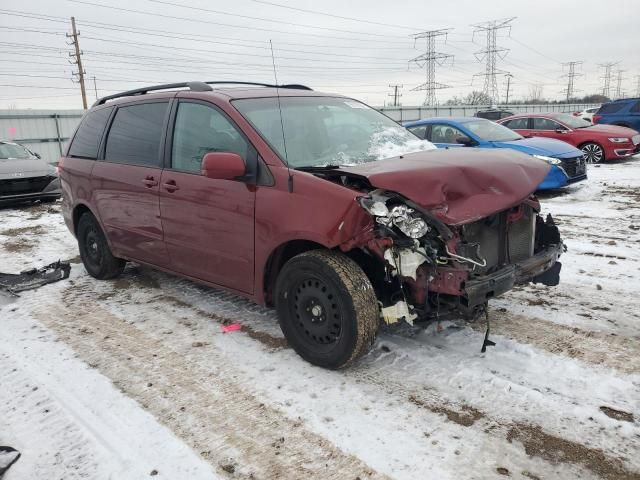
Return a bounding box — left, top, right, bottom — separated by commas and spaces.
275, 250, 379, 369
580, 142, 605, 163
77, 212, 125, 280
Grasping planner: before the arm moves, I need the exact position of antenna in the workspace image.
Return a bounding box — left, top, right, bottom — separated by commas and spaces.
270, 40, 293, 193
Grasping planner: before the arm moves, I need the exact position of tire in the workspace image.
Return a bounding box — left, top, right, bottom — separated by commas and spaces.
76, 212, 125, 280
580, 142, 604, 163
275, 250, 379, 369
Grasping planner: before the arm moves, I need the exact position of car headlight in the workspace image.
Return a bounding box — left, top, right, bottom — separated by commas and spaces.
608, 137, 630, 143
358, 196, 429, 239
532, 154, 561, 165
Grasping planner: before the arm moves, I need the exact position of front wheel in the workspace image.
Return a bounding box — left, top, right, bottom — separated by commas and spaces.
275, 250, 379, 369
580, 142, 604, 163
77, 212, 126, 280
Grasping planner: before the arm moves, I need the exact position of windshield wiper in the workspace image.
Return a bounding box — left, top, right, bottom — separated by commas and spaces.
295, 164, 343, 171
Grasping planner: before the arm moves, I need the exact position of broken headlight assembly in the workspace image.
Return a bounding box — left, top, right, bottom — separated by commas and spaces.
358, 196, 429, 239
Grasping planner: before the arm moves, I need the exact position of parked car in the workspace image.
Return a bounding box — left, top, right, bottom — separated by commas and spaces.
0, 140, 61, 206
474, 109, 514, 121
497, 113, 640, 163
573, 107, 599, 123
404, 117, 587, 190
593, 97, 640, 132
60, 81, 564, 369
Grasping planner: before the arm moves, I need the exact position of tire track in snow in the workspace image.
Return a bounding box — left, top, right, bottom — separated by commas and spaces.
35, 290, 387, 480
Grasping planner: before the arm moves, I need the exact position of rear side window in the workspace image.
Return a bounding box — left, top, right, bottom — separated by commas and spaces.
630, 101, 640, 113
407, 125, 427, 139
105, 102, 168, 167
597, 103, 625, 114
503, 118, 529, 129
68, 107, 113, 159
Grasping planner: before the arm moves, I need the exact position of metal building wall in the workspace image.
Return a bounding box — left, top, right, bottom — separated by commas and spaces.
0, 109, 84, 164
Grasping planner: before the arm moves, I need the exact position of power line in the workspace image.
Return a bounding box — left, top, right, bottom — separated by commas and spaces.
251, 0, 423, 31
561, 61, 583, 101
66, 16, 88, 109
66, 0, 413, 44
409, 29, 454, 106
472, 17, 516, 104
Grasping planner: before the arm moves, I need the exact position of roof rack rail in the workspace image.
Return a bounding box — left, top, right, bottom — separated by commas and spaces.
93, 81, 313, 106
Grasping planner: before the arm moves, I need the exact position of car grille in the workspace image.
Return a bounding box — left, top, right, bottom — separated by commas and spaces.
0, 175, 53, 196
461, 205, 535, 274
560, 156, 586, 178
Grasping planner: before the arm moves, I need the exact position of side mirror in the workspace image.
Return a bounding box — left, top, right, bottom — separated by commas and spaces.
201, 152, 246, 180
455, 135, 475, 146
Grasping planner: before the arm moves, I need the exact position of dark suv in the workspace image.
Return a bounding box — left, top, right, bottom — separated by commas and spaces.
60, 81, 564, 369
593, 97, 640, 132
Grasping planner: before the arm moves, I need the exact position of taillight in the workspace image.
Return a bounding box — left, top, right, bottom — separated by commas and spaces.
592, 114, 602, 124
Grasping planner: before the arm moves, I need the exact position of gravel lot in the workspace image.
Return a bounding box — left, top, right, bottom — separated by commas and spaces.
1, 158, 639, 480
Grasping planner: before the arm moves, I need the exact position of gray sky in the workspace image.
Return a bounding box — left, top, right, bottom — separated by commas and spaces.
1, 0, 638, 109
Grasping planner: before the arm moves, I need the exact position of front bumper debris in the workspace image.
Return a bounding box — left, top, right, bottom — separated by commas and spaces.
0, 260, 71, 295
463, 241, 563, 308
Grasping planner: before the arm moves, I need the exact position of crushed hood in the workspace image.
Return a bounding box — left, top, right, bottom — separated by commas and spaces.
339, 149, 550, 225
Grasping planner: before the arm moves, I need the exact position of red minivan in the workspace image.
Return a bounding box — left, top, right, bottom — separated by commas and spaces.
60, 81, 564, 368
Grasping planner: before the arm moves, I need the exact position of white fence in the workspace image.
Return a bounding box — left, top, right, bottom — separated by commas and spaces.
377, 103, 600, 123
2, 103, 600, 164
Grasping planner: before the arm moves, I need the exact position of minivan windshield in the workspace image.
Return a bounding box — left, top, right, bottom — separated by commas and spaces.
0, 142, 32, 159
233, 96, 435, 168
463, 119, 523, 142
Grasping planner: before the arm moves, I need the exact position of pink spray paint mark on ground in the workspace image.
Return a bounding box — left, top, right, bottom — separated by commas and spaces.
221, 323, 242, 333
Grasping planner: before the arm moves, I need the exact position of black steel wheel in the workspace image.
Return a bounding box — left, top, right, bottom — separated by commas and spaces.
275, 250, 379, 369
580, 142, 604, 163
77, 212, 125, 280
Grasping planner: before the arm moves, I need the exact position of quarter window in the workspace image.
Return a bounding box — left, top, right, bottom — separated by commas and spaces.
428, 124, 465, 143
171, 102, 249, 173
105, 102, 168, 167
532, 118, 562, 130
68, 107, 113, 159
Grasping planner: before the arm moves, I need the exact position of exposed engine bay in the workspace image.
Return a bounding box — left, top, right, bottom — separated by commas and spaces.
342, 185, 563, 326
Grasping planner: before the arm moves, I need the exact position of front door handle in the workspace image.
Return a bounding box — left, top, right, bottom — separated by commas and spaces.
142, 176, 158, 188
163, 180, 180, 192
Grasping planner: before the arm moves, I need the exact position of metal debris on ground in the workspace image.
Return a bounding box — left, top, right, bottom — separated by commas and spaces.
0, 260, 71, 295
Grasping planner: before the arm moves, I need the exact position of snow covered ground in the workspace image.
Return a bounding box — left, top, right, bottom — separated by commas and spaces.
1, 158, 639, 479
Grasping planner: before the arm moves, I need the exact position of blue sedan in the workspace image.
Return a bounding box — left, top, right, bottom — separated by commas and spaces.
404, 117, 587, 190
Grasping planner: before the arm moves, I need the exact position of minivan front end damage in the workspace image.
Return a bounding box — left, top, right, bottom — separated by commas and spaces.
343, 189, 563, 325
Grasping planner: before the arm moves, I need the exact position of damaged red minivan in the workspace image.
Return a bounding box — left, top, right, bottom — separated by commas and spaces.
60, 82, 563, 369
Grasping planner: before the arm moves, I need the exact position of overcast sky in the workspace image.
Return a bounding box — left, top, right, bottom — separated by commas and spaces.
1, 0, 638, 110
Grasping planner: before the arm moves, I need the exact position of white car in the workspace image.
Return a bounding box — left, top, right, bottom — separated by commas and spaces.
573, 107, 599, 123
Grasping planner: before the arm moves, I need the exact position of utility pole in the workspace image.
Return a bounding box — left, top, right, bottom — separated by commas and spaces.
615, 69, 625, 99
67, 16, 88, 110
388, 84, 403, 107
92, 76, 98, 100
409, 29, 454, 106
472, 17, 516, 105
599, 62, 618, 99
561, 61, 582, 102
504, 73, 513, 104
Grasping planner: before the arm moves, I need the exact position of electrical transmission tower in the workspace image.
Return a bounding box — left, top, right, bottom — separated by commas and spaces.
561, 61, 582, 102
409, 29, 453, 106
388, 84, 403, 107
67, 16, 88, 109
599, 62, 618, 99
615, 69, 625, 99
472, 17, 516, 105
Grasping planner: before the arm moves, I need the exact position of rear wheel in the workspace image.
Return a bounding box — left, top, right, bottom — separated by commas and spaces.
77, 213, 125, 280
580, 142, 604, 163
275, 250, 379, 369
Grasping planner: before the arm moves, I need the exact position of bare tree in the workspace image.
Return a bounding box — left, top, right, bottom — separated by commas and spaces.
527, 84, 545, 103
